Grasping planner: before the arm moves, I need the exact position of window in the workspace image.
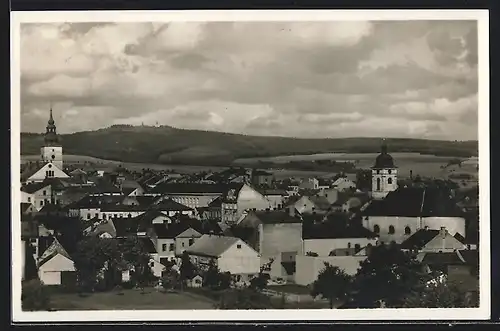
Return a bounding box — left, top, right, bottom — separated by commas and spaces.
373, 224, 380, 234
237, 244, 242, 249
347, 242, 351, 249
169, 243, 175, 251
149, 261, 154, 267
404, 226, 411, 235
182, 242, 185, 247
162, 244, 167, 252
354, 244, 361, 252
128, 213, 132, 218
377, 170, 380, 174
189, 238, 194, 246
388, 169, 392, 175
40, 200, 44, 207
27, 197, 31, 203
388, 225, 395, 234
388, 178, 393, 184
42, 190, 46, 195
103, 214, 106, 220
376, 178, 381, 191
87, 214, 91, 220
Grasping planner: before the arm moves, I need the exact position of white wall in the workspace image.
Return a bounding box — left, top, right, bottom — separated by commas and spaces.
41, 146, 63, 170
169, 195, 220, 209
295, 255, 366, 286
218, 240, 260, 275
303, 238, 378, 257
38, 254, 75, 286
28, 162, 68, 183
372, 168, 398, 199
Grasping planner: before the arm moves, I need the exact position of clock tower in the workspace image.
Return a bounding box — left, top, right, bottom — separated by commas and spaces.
371, 139, 398, 200
40, 106, 63, 170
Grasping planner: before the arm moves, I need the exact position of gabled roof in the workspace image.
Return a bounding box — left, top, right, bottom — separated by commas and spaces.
70, 168, 87, 176
150, 183, 237, 195
152, 198, 193, 211
400, 229, 440, 250
252, 210, 302, 224
362, 187, 463, 217
135, 195, 159, 207
21, 203, 33, 214
308, 196, 332, 210
66, 195, 125, 209
92, 219, 117, 238
208, 196, 222, 208
332, 177, 356, 186
185, 234, 245, 258
21, 181, 50, 194
38, 203, 66, 214
38, 237, 72, 267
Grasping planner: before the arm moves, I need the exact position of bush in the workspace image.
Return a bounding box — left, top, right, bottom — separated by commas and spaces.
21, 279, 51, 311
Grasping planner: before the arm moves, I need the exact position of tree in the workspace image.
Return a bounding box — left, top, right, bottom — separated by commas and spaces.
24, 242, 38, 281
402, 281, 479, 308
349, 244, 431, 308
179, 251, 196, 290
311, 263, 353, 308
22, 279, 51, 311
161, 269, 180, 292
203, 260, 231, 290
356, 169, 372, 191
249, 272, 270, 291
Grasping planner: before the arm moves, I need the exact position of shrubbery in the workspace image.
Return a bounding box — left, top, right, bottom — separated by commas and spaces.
21, 279, 51, 311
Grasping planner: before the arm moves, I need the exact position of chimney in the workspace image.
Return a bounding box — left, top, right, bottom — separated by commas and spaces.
288, 204, 295, 217
440, 226, 447, 238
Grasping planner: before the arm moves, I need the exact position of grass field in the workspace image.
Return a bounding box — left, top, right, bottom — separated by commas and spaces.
48, 288, 215, 310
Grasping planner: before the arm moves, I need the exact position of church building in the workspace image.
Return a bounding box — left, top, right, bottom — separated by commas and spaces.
371, 140, 398, 200
22, 107, 69, 184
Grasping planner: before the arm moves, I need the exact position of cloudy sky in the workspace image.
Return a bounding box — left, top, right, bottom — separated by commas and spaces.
20, 20, 478, 140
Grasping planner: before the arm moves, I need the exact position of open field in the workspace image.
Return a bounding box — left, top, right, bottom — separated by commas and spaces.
21, 152, 478, 181
48, 288, 214, 310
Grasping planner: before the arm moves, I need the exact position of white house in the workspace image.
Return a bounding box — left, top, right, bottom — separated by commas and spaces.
21, 182, 53, 211
24, 163, 69, 184
332, 177, 357, 192
186, 235, 261, 278
37, 237, 76, 286
221, 183, 272, 225
400, 227, 468, 253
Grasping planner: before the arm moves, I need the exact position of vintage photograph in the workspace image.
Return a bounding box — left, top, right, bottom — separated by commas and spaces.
12, 10, 489, 321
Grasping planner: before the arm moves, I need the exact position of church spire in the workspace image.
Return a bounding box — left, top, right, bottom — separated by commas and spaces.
44, 104, 59, 146
381, 138, 388, 154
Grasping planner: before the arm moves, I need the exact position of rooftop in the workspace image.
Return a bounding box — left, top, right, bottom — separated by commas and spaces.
185, 234, 244, 258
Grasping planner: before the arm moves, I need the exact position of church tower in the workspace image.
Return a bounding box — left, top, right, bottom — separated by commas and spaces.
371, 139, 397, 200
40, 106, 63, 170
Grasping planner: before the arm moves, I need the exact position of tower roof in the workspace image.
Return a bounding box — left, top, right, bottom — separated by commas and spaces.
44, 106, 59, 146
372, 139, 396, 169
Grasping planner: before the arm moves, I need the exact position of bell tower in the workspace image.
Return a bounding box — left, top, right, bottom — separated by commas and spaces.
40, 105, 63, 170
371, 139, 398, 199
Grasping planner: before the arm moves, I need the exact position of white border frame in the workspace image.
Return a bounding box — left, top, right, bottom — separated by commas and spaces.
11, 9, 490, 322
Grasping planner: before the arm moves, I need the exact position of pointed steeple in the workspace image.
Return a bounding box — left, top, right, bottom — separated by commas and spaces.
44, 104, 59, 146
380, 138, 388, 154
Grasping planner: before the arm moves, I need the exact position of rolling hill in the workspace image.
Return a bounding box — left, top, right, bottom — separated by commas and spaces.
20, 125, 478, 166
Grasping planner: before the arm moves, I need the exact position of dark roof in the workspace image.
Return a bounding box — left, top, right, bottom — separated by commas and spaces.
152, 217, 222, 239
208, 197, 222, 207
151, 198, 193, 211
112, 217, 140, 237
362, 187, 463, 217
150, 183, 237, 195
372, 143, 396, 169
454, 233, 466, 244
138, 237, 157, 254
252, 169, 273, 176
421, 252, 465, 265
303, 222, 377, 239
38, 203, 66, 214
261, 189, 287, 196
21, 181, 50, 194
21, 203, 33, 214
100, 204, 145, 212
458, 249, 479, 266
253, 210, 302, 224
331, 192, 351, 206
135, 195, 159, 207
309, 196, 332, 210
66, 195, 125, 209
400, 229, 440, 250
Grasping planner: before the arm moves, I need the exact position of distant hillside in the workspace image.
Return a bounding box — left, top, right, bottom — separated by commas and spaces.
21, 125, 478, 166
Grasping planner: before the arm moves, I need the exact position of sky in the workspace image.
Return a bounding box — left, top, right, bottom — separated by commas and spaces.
20, 20, 479, 140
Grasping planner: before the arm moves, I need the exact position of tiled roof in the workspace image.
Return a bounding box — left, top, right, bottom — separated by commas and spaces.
420, 251, 465, 265
38, 237, 72, 267
302, 222, 377, 239
253, 210, 302, 224
362, 187, 463, 217
150, 183, 238, 195
21, 181, 50, 194
66, 195, 125, 209
208, 197, 222, 207
112, 217, 140, 237
152, 198, 193, 211
400, 229, 440, 250
100, 204, 146, 212
185, 235, 244, 258
309, 196, 332, 210
135, 195, 159, 207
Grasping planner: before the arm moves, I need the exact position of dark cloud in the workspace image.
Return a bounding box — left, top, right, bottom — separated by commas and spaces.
20, 20, 479, 140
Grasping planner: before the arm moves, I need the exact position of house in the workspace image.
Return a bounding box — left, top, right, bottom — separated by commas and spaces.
21, 181, 53, 211
147, 183, 231, 208
221, 183, 272, 225
188, 274, 204, 288
361, 187, 466, 244
400, 227, 468, 253
299, 178, 319, 190
90, 218, 117, 238
150, 198, 195, 217
251, 169, 274, 187
37, 237, 76, 286
119, 180, 145, 197
186, 234, 261, 279
292, 195, 331, 214
302, 220, 378, 257
150, 222, 202, 264
332, 177, 357, 192
261, 189, 287, 210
